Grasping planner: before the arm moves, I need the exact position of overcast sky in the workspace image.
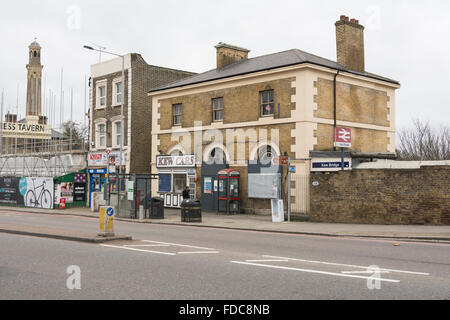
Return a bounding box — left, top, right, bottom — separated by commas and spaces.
0, 0, 449, 134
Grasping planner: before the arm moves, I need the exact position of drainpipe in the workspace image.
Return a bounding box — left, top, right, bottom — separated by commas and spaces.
333, 70, 340, 152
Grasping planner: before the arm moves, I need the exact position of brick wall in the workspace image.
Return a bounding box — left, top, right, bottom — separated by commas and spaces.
310, 166, 450, 225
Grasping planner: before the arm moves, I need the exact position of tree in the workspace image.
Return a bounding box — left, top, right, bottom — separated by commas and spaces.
397, 119, 450, 161
62, 121, 88, 151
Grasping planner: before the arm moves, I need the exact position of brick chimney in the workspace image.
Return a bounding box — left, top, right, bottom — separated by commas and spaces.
215, 43, 250, 69
335, 15, 365, 72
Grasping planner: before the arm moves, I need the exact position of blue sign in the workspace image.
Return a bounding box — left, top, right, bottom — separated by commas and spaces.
312, 162, 350, 169
106, 207, 114, 217
89, 169, 107, 174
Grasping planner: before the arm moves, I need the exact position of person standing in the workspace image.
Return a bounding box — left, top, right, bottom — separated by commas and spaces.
182, 186, 191, 200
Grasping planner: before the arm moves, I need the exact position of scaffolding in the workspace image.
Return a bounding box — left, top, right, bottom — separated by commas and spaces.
0, 136, 88, 177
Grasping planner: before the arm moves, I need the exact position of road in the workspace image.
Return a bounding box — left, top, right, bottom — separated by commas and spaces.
0, 210, 449, 300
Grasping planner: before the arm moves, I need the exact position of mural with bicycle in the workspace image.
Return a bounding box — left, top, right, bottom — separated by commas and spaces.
0, 177, 54, 209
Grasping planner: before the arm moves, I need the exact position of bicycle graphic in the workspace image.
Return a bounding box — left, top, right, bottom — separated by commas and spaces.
25, 178, 52, 209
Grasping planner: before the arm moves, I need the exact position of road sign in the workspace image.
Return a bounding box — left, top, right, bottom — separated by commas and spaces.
272, 156, 290, 166
334, 127, 352, 148
99, 206, 115, 237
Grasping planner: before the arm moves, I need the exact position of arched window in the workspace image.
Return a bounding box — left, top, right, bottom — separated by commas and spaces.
34, 51, 37, 57
170, 149, 183, 157
208, 147, 226, 164
257, 145, 278, 164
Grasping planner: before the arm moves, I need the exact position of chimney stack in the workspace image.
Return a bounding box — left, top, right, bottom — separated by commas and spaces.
215, 43, 250, 69
335, 15, 365, 73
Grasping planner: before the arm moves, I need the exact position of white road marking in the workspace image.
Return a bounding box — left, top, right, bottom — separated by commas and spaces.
142, 240, 216, 251
101, 241, 218, 256
100, 244, 176, 256
123, 244, 171, 247
263, 255, 430, 276
178, 251, 220, 254
231, 261, 400, 283
245, 259, 290, 263
341, 271, 391, 274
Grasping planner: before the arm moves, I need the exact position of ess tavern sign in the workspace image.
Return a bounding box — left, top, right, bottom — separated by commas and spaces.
157, 155, 196, 168
334, 127, 352, 148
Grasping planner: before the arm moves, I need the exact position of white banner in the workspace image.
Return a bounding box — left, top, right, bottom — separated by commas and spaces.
20, 177, 54, 209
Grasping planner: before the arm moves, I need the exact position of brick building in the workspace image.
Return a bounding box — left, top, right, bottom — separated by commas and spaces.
88, 53, 195, 206
149, 16, 400, 214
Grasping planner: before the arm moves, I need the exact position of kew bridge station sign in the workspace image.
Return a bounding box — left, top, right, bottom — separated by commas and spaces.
0, 116, 52, 140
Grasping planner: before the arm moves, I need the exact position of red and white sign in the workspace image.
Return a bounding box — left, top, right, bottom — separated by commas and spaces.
272, 156, 290, 166
334, 127, 352, 148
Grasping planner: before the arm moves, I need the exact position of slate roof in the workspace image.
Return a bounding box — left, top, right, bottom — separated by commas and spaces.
149, 48, 399, 93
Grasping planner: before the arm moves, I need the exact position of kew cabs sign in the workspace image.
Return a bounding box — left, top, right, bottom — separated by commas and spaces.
334, 127, 352, 148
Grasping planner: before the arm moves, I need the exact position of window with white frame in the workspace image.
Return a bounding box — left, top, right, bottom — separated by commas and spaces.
96, 123, 107, 148
96, 81, 107, 109
260, 90, 274, 116
212, 97, 224, 122
112, 79, 123, 106
112, 120, 122, 147
173, 104, 182, 126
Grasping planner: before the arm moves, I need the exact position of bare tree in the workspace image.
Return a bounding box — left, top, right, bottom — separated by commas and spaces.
397, 119, 450, 161
62, 121, 89, 151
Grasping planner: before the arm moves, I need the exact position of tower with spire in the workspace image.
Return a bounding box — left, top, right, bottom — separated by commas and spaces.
26, 39, 43, 117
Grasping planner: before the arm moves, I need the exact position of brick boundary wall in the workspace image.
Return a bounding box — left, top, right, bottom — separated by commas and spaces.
310, 166, 450, 225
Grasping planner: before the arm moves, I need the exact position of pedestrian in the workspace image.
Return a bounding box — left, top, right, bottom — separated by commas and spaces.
182, 186, 191, 200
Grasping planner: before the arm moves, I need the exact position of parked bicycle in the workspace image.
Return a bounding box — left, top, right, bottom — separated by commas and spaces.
25, 178, 52, 209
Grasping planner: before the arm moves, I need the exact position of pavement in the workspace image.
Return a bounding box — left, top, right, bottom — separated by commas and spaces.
0, 205, 449, 243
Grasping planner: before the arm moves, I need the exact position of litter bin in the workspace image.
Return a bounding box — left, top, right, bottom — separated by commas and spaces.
181, 199, 202, 223
149, 197, 164, 219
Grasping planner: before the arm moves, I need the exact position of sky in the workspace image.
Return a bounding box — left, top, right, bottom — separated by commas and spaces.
0, 0, 449, 134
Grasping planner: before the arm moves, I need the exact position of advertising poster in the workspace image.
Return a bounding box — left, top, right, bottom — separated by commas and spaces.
0, 177, 24, 206
74, 174, 86, 202
21, 177, 54, 209
204, 177, 212, 194
60, 182, 74, 204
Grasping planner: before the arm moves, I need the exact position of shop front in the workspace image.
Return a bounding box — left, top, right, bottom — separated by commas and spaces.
87, 151, 125, 210
156, 155, 197, 208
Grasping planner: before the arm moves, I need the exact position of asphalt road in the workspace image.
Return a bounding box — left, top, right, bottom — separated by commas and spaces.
0, 210, 449, 300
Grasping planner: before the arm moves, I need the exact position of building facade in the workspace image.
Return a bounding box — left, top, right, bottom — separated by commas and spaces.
88, 53, 195, 207
149, 16, 400, 214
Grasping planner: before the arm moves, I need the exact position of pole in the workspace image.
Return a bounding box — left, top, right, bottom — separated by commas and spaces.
341, 148, 345, 171
0, 89, 4, 156
70, 88, 73, 153
118, 56, 125, 216
287, 156, 291, 223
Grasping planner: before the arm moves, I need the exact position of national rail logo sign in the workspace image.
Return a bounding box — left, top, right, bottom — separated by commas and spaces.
334, 127, 352, 148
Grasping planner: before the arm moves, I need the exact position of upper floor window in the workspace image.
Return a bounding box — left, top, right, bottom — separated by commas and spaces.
260, 90, 274, 116
113, 79, 123, 106
112, 121, 122, 147
97, 123, 107, 148
173, 104, 182, 126
96, 81, 107, 109
212, 98, 224, 122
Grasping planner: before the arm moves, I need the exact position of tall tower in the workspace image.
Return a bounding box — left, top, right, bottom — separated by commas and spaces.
26, 39, 43, 116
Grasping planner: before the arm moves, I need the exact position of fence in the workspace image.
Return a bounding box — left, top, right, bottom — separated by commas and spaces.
94, 174, 158, 219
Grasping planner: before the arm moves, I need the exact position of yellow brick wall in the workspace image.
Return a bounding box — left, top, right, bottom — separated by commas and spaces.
314, 78, 390, 127
314, 123, 390, 153
158, 78, 295, 130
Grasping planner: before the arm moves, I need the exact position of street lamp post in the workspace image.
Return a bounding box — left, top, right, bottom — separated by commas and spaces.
84, 46, 125, 213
